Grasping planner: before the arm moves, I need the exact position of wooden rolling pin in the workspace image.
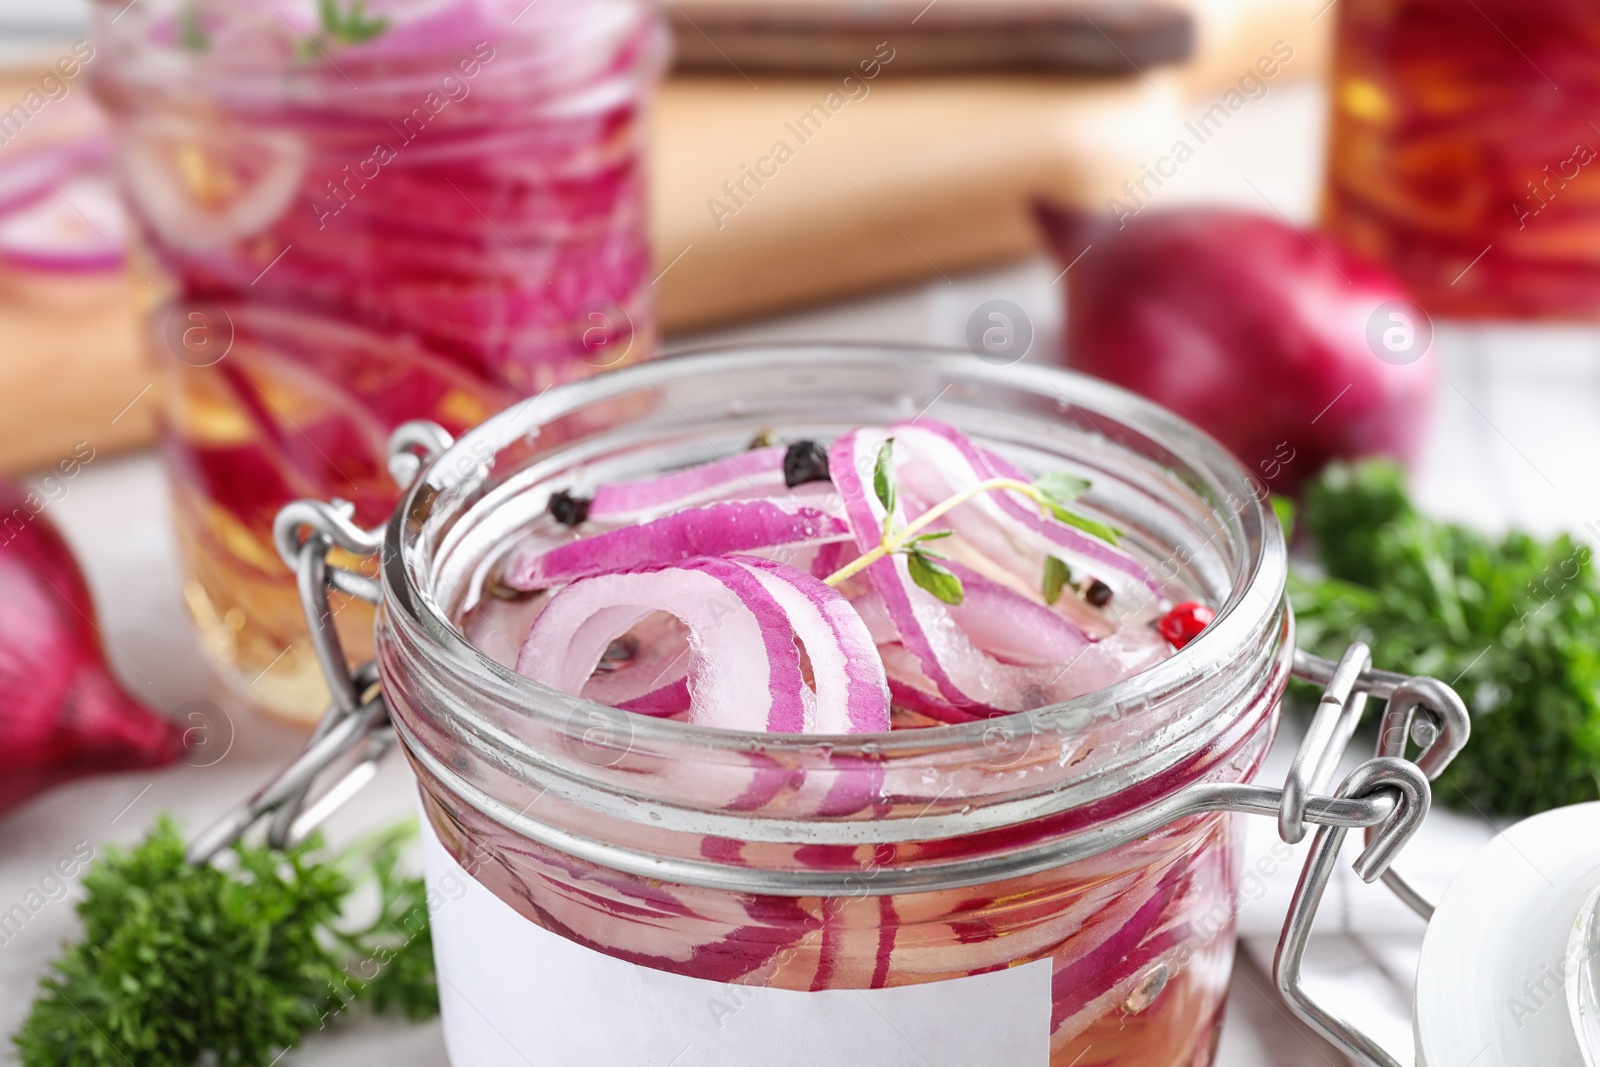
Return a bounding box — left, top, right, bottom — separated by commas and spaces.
668, 0, 1195, 75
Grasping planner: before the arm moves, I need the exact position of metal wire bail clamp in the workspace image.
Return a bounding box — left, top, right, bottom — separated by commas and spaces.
187, 422, 454, 863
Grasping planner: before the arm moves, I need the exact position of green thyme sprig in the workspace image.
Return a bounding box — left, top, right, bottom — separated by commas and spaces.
297, 0, 388, 57
1041, 555, 1073, 605
826, 438, 1121, 607
178, 5, 209, 52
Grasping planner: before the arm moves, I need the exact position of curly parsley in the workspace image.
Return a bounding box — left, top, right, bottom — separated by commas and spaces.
1290, 461, 1600, 816
13, 818, 437, 1067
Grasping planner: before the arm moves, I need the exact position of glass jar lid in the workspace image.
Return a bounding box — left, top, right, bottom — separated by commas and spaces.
1416, 802, 1600, 1066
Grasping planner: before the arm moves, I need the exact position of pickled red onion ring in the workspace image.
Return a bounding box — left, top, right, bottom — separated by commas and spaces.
809, 539, 853, 580
941, 561, 1092, 668
831, 427, 1016, 717
830, 428, 1107, 718
519, 559, 808, 731
849, 566, 1090, 668
504, 498, 850, 589
0, 136, 108, 219
732, 556, 890, 734
888, 420, 1161, 608
516, 557, 889, 733
588, 446, 787, 520
879, 644, 983, 724
119, 117, 306, 254
577, 611, 692, 717
616, 678, 691, 715
0, 173, 124, 273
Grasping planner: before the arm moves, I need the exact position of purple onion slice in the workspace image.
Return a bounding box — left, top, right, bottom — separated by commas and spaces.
516, 556, 888, 734
587, 446, 789, 521
504, 497, 852, 590
829, 428, 1150, 718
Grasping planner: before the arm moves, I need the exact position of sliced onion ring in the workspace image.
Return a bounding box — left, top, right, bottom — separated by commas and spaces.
942, 560, 1091, 668
829, 428, 1126, 718
0, 136, 108, 219
731, 555, 890, 734
0, 173, 124, 274
848, 566, 1089, 669
504, 497, 851, 590
588, 446, 788, 520
577, 611, 691, 717
516, 556, 889, 734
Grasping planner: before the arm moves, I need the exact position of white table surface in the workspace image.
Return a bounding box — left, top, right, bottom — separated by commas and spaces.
0, 77, 1588, 1066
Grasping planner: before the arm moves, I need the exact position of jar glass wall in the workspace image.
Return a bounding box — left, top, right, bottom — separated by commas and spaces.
376, 347, 1291, 1065
91, 0, 666, 722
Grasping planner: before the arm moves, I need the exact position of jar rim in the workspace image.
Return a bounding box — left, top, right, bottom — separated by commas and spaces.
381, 341, 1287, 758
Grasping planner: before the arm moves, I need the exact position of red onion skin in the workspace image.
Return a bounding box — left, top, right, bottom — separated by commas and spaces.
0, 479, 184, 817
1038, 203, 1438, 494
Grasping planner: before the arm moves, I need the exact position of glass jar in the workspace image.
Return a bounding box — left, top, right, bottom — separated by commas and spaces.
90, 0, 667, 723
1322, 0, 1600, 318
373, 346, 1291, 1065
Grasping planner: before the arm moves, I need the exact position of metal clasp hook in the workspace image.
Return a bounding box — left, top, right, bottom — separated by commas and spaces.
1276, 649, 1473, 1065
1281, 643, 1372, 843
188, 422, 454, 862
1274, 758, 1431, 1067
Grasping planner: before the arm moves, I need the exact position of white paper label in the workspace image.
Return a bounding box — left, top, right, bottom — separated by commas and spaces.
421, 817, 1052, 1066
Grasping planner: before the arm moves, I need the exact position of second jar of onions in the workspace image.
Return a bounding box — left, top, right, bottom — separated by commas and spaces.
91, 0, 667, 723
1324, 0, 1600, 317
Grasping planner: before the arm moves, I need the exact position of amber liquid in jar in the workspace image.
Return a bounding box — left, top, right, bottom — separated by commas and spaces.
1323, 0, 1600, 317
94, 0, 662, 722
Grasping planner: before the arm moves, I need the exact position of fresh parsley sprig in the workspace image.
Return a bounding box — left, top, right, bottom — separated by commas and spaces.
13, 817, 437, 1067
1291, 460, 1600, 816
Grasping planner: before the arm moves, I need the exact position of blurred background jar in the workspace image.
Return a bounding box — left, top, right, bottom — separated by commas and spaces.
91, 0, 667, 725
1322, 0, 1600, 318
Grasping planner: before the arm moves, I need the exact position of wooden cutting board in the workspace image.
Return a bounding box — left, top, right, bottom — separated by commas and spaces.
652, 71, 1179, 330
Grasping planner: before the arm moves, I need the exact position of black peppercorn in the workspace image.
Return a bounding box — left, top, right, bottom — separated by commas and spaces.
1085, 579, 1113, 607
782, 440, 831, 487
548, 489, 591, 526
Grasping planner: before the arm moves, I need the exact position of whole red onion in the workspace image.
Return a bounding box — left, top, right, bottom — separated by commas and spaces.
0, 477, 183, 817
1038, 203, 1438, 494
